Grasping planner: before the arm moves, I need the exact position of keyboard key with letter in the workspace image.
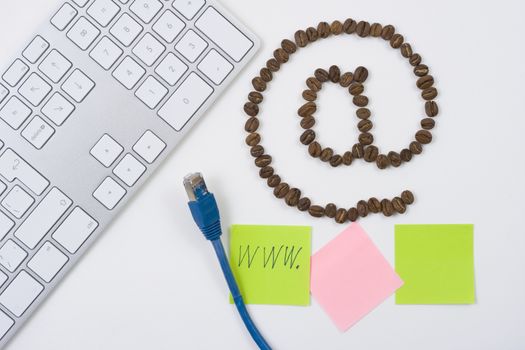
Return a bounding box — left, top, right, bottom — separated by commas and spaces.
135, 76, 168, 108
152, 10, 185, 43
112, 56, 146, 89
51, 3, 78, 31
22, 36, 49, 64
90, 36, 123, 70
175, 30, 207, 63
67, 17, 101, 50
0, 149, 50, 195
0, 97, 32, 129
2, 60, 29, 87
155, 53, 187, 86
1, 186, 34, 219
87, 0, 121, 27
110, 13, 143, 46
21, 116, 55, 149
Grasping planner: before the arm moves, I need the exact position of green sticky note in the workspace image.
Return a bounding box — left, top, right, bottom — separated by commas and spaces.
395, 224, 475, 304
229, 225, 311, 306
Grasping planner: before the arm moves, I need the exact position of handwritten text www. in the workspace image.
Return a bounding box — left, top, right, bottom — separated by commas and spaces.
237, 245, 303, 269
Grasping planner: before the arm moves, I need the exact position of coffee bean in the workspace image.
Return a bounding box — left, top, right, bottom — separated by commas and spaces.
356, 21, 371, 37
244, 102, 259, 116
248, 91, 263, 104
347, 207, 359, 222
255, 154, 272, 168
260, 67, 272, 82
298, 197, 311, 211
300, 116, 315, 129
356, 108, 371, 119
376, 154, 390, 169
320, 147, 334, 162
357, 200, 369, 217
343, 151, 353, 165
245, 132, 260, 146
400, 43, 412, 58
267, 174, 281, 188
349, 82, 364, 95
388, 151, 402, 167
422, 87, 438, 100
308, 141, 322, 157
314, 68, 329, 82
368, 197, 381, 213
294, 30, 308, 47
381, 199, 394, 216
392, 196, 406, 213
259, 166, 274, 178
390, 33, 404, 48
298, 101, 317, 117
306, 77, 322, 92
354, 66, 369, 83
352, 143, 364, 158
339, 72, 353, 87
343, 18, 357, 34
329, 154, 343, 167
281, 39, 297, 54
302, 89, 317, 101
370, 23, 382, 37
359, 132, 374, 145
325, 203, 337, 218
306, 27, 318, 42
252, 77, 266, 92
266, 58, 280, 72
330, 20, 343, 35
421, 118, 435, 130
317, 21, 331, 38
335, 208, 348, 223
425, 101, 439, 117
308, 205, 325, 217
381, 24, 395, 40
401, 190, 415, 204
409, 141, 423, 154
285, 188, 301, 206
245, 117, 259, 132
364, 145, 378, 162
329, 65, 341, 83
353, 95, 369, 107
358, 119, 373, 132
400, 148, 412, 162
409, 53, 422, 66
251, 145, 264, 157
417, 75, 434, 89
300, 129, 316, 145
273, 48, 289, 64
415, 130, 432, 144
414, 64, 429, 77
273, 182, 290, 198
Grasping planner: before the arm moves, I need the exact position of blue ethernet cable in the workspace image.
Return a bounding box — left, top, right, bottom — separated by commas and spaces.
183, 173, 272, 350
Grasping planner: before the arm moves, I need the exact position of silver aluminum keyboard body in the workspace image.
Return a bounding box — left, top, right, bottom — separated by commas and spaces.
0, 0, 259, 347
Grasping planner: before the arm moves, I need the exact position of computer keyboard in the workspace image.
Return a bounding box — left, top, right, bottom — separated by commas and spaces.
0, 0, 259, 346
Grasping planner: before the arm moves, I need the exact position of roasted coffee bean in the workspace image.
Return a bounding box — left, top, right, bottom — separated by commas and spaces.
400, 43, 412, 58
248, 91, 263, 104
353, 95, 369, 107
339, 72, 353, 87
329, 154, 343, 167
357, 200, 369, 217
358, 132, 373, 145
251, 145, 265, 158
349, 82, 364, 95
370, 23, 382, 37
308, 141, 322, 157
356, 21, 371, 37
259, 166, 274, 178
297, 197, 311, 211
421, 118, 435, 130
317, 21, 331, 38
347, 207, 359, 222
267, 174, 281, 188
300, 116, 315, 129
244, 102, 259, 116
273, 182, 290, 198
260, 67, 272, 82
353, 66, 369, 83
308, 205, 325, 217
314, 68, 329, 82
368, 197, 381, 213
392, 196, 406, 214
255, 154, 272, 168
285, 188, 301, 206
356, 107, 371, 119
422, 87, 438, 100
298, 101, 317, 117
417, 75, 434, 89
281, 39, 297, 54
294, 30, 308, 47
306, 77, 322, 92
300, 129, 316, 145
325, 203, 337, 218
342, 151, 353, 165
363, 145, 378, 162
335, 208, 348, 223
358, 119, 373, 132
245, 117, 259, 132
409, 53, 422, 66
302, 89, 317, 101
306, 27, 319, 42
343, 18, 357, 34
330, 20, 343, 35
414, 64, 429, 77
390, 33, 404, 48
320, 147, 334, 162
400, 148, 412, 162
381, 24, 395, 40
245, 132, 260, 146
352, 143, 364, 158
381, 199, 394, 216
273, 48, 289, 64
415, 130, 432, 144
425, 101, 439, 117
401, 190, 415, 204
376, 154, 390, 169
329, 65, 341, 83
409, 141, 423, 154
252, 77, 266, 92
388, 151, 402, 167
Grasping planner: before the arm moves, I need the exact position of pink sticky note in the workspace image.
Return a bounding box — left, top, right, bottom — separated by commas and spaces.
311, 223, 403, 331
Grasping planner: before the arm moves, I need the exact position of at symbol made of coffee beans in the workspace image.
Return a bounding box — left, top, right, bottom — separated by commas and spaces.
243, 19, 438, 223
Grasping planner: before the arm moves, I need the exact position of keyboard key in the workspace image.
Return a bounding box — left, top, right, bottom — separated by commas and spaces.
175, 30, 207, 63
135, 76, 168, 108
21, 116, 55, 149
112, 56, 145, 89
41, 92, 75, 126
0, 271, 43, 317
1, 185, 34, 219
62, 69, 95, 102
0, 96, 32, 129
53, 207, 98, 253
113, 154, 146, 186
132, 33, 165, 66
0, 240, 28, 272
130, 0, 162, 24
90, 134, 123, 167
2, 59, 29, 87
18, 73, 52, 107
39, 49, 72, 83
0, 211, 14, 241
22, 36, 49, 64
198, 49, 233, 85
0, 149, 50, 195
0, 310, 13, 339
50, 3, 78, 31
15, 188, 72, 249
0, 84, 8, 104
133, 130, 165, 163
93, 177, 126, 209
173, 0, 205, 20
152, 10, 185, 43
155, 53, 187, 86
195, 7, 253, 62
28, 242, 68, 283
87, 0, 120, 27
158, 72, 213, 131
67, 17, 100, 50
72, 0, 91, 7
90, 36, 123, 70
110, 13, 143, 47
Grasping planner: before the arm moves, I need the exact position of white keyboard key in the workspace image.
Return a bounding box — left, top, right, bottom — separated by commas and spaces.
112, 56, 145, 89
0, 240, 28, 272
155, 53, 187, 86
28, 242, 68, 283
110, 13, 143, 46
153, 10, 185, 43
0, 211, 14, 241
90, 134, 123, 167
0, 271, 43, 317
0, 272, 7, 288
173, 0, 205, 20
135, 76, 168, 108
72, 0, 91, 7
0, 96, 31, 129
67, 17, 100, 50
53, 207, 98, 253
198, 49, 233, 85
175, 30, 207, 63
195, 7, 253, 62
158, 72, 213, 131
0, 149, 49, 195
133, 130, 165, 163
113, 154, 146, 186
18, 73, 52, 107
0, 310, 13, 339
51, 3, 78, 31
22, 36, 49, 64
1, 186, 34, 219
87, 0, 120, 27
0, 83, 8, 104
15, 188, 72, 249
39, 49, 72, 83
93, 177, 126, 209
2, 59, 29, 87
62, 69, 95, 102
21, 116, 55, 149
90, 36, 123, 70
41, 92, 75, 126
132, 33, 165, 66
130, 0, 162, 24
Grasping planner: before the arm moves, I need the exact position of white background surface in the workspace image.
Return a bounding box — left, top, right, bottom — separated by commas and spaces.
1, 0, 525, 349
